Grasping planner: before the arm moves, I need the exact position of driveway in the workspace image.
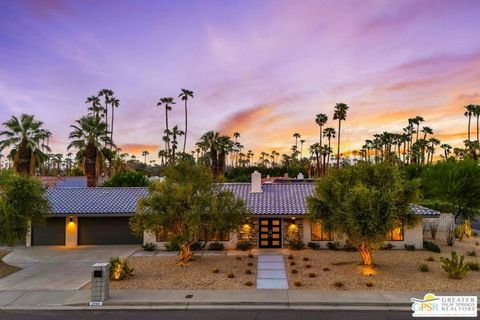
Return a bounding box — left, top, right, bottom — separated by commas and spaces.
0, 245, 139, 290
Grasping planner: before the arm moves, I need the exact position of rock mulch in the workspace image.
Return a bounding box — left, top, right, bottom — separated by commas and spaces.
0, 250, 20, 279
286, 234, 480, 291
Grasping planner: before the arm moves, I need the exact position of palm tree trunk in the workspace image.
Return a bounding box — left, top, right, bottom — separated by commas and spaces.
327, 138, 331, 166
110, 106, 115, 148
336, 120, 341, 167
467, 115, 471, 142
85, 143, 97, 187
16, 140, 32, 176
477, 114, 479, 143
183, 100, 188, 154
165, 107, 170, 154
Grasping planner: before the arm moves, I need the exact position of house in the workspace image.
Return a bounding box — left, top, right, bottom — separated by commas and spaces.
29, 172, 441, 249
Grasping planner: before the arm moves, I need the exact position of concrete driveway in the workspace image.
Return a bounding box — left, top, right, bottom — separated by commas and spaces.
0, 245, 139, 290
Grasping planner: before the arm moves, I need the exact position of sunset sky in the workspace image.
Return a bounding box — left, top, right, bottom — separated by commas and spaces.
1, 0, 480, 160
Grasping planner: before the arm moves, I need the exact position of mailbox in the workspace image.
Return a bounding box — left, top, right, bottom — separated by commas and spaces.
90, 263, 109, 304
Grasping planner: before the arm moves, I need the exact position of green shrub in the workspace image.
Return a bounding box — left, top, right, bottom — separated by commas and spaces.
109, 257, 134, 280
446, 224, 455, 246
327, 241, 341, 251
165, 237, 182, 251
380, 243, 395, 250
426, 256, 435, 262
344, 240, 358, 252
142, 242, 157, 252
419, 264, 430, 272
423, 241, 441, 253
466, 262, 480, 271
440, 251, 469, 279
208, 242, 224, 251
236, 240, 253, 251
289, 239, 305, 250
307, 242, 321, 250
404, 244, 416, 251
102, 170, 149, 187
466, 250, 476, 257
190, 242, 202, 251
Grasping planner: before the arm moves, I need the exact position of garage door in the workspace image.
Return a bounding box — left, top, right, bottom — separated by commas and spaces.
32, 217, 65, 246
78, 217, 142, 245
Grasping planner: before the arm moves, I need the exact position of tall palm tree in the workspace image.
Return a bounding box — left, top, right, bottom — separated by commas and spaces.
68, 115, 113, 187
333, 102, 349, 167
109, 97, 120, 148
421, 126, 433, 140
323, 127, 336, 166
178, 89, 194, 153
170, 125, 184, 162
464, 104, 475, 142
410, 116, 424, 142
0, 114, 51, 175
157, 97, 175, 152
473, 104, 480, 143
315, 113, 328, 145
309, 143, 321, 177
142, 150, 149, 165
86, 95, 102, 119
98, 89, 114, 132
300, 139, 306, 159
293, 133, 301, 148
440, 143, 452, 160
199, 131, 219, 177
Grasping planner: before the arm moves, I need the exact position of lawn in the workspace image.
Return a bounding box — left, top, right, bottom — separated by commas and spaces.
0, 250, 20, 279
109, 254, 257, 290
286, 233, 480, 291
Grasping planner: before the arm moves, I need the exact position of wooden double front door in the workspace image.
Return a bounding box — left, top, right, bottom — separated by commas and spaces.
259, 218, 282, 248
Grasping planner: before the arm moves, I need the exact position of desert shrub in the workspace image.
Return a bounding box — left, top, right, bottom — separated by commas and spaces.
365, 282, 374, 287
245, 269, 253, 275
244, 281, 253, 286
426, 256, 435, 262
334, 281, 344, 288
142, 242, 157, 252
327, 241, 341, 251
236, 240, 253, 251
294, 281, 301, 287
303, 257, 309, 261
380, 243, 395, 250
305, 264, 312, 268
344, 240, 358, 252
212, 268, 220, 273
419, 264, 430, 272
290, 261, 296, 266
165, 236, 182, 251
248, 253, 254, 259
308, 273, 316, 278
227, 272, 235, 278
454, 225, 464, 241
247, 262, 253, 266
473, 231, 478, 238
190, 242, 202, 251
236, 256, 242, 260
109, 257, 134, 281
208, 242, 224, 251
404, 244, 416, 251
476, 241, 479, 246
289, 239, 305, 250
323, 267, 330, 271
287, 255, 294, 260
446, 223, 456, 246
466, 262, 480, 271
440, 251, 469, 279
307, 242, 321, 250
423, 241, 441, 253
291, 269, 298, 274
466, 250, 476, 257
427, 221, 440, 239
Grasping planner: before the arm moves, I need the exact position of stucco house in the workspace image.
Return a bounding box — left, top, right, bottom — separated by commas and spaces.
29, 171, 441, 249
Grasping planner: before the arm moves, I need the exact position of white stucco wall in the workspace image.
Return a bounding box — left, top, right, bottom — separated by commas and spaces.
143, 230, 239, 250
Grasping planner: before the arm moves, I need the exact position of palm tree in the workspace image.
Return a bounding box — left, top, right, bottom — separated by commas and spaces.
199, 131, 219, 177
178, 89, 194, 153
98, 89, 114, 131
333, 102, 349, 167
440, 143, 452, 160
421, 126, 433, 140
411, 116, 425, 142
323, 127, 336, 166
142, 150, 149, 165
464, 104, 475, 142
309, 143, 321, 177
0, 114, 51, 175
86, 95, 102, 119
293, 133, 301, 148
299, 139, 306, 159
68, 115, 113, 187
109, 97, 120, 148
157, 97, 176, 152
473, 104, 480, 143
170, 125, 185, 162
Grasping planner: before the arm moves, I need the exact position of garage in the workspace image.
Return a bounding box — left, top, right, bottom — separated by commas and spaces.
32, 217, 65, 246
78, 217, 142, 245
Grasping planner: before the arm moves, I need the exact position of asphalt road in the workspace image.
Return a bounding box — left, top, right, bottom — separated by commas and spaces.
0, 309, 462, 320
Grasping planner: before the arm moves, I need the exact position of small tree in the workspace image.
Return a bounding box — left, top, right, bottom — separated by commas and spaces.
0, 171, 50, 245
130, 160, 250, 264
307, 162, 420, 271
102, 170, 149, 187
422, 160, 480, 237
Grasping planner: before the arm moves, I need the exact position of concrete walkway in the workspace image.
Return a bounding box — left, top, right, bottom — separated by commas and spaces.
256, 255, 288, 289
1, 289, 479, 310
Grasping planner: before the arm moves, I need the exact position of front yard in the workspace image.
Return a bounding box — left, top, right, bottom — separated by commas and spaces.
286, 234, 480, 291
0, 250, 20, 279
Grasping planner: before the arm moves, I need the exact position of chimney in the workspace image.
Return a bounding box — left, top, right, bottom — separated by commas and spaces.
251, 171, 262, 193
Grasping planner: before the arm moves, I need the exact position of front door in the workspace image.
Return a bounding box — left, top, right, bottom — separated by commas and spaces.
259, 218, 282, 248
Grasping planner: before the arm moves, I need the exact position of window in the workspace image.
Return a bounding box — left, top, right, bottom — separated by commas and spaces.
386, 221, 404, 241
199, 230, 230, 242
311, 221, 333, 241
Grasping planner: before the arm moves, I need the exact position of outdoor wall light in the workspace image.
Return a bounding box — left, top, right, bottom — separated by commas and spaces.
69, 215, 74, 223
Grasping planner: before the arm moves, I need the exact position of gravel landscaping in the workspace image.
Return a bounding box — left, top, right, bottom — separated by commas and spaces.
286, 234, 480, 291
0, 250, 20, 279
109, 254, 257, 290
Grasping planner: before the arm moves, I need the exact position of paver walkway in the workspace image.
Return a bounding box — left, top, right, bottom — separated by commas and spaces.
256, 254, 288, 289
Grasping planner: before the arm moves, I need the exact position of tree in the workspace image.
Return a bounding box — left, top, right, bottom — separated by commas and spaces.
440, 143, 452, 160
323, 127, 336, 167
411, 116, 424, 142
130, 161, 250, 264
0, 171, 50, 246
307, 162, 420, 270
178, 89, 194, 153
0, 114, 51, 175
293, 133, 301, 149
333, 103, 349, 167
422, 160, 480, 226
474, 104, 480, 143
157, 97, 175, 153
142, 151, 149, 164
464, 105, 475, 143
102, 170, 149, 187
109, 97, 120, 148
68, 115, 113, 187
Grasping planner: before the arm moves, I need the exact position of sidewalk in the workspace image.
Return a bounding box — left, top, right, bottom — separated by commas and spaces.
1, 289, 479, 310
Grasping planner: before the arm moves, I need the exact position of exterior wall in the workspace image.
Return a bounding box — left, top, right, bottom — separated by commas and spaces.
423, 213, 454, 232
143, 230, 238, 250
65, 215, 78, 246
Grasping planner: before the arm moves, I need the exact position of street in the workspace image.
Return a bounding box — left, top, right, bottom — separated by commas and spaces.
0, 309, 464, 320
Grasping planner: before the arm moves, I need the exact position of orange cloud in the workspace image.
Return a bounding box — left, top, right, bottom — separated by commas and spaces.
120, 143, 159, 155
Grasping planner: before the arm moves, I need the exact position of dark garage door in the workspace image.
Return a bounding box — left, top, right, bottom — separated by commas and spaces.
78, 217, 142, 245
32, 217, 65, 246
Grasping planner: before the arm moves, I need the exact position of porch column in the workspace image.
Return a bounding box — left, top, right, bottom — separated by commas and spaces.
65, 215, 78, 246
26, 220, 32, 247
